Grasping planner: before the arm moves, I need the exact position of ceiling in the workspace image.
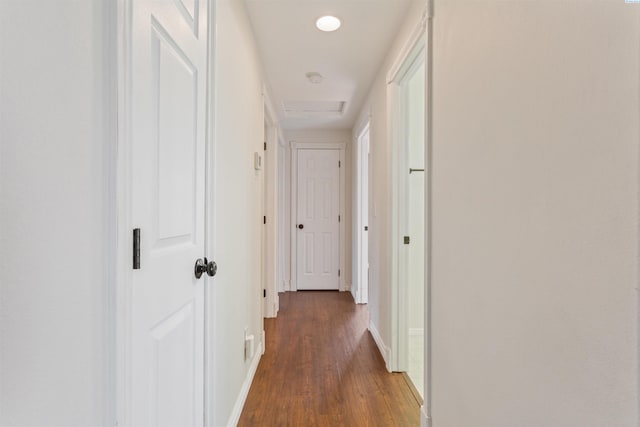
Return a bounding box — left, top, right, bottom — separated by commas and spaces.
244, 0, 414, 130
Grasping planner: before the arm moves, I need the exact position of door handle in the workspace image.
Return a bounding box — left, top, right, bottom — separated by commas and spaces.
298, 224, 304, 230
194, 257, 218, 279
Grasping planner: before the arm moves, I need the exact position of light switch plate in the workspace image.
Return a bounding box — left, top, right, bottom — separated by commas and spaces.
254, 152, 262, 170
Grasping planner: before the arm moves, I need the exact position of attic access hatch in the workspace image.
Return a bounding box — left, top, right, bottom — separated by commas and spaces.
283, 100, 346, 118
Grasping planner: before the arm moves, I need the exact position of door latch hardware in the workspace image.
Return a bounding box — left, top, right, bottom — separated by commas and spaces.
404, 236, 410, 245
133, 228, 141, 270
194, 258, 218, 279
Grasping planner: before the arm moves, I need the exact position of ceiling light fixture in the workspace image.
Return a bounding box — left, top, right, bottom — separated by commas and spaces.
306, 72, 324, 84
316, 15, 341, 32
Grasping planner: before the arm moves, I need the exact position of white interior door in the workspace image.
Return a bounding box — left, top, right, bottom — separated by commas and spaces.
130, 1, 208, 426
296, 149, 340, 290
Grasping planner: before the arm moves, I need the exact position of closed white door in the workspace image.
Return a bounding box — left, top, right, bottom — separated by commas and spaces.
296, 149, 340, 290
130, 1, 209, 426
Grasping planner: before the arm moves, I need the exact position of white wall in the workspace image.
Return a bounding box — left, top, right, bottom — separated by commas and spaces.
0, 1, 116, 425
284, 129, 353, 292
353, 0, 427, 365
211, 0, 267, 424
430, 1, 640, 425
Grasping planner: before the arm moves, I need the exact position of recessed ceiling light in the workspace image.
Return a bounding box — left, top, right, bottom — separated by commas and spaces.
316, 15, 341, 32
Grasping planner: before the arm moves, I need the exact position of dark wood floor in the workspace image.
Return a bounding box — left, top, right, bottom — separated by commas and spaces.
238, 291, 421, 426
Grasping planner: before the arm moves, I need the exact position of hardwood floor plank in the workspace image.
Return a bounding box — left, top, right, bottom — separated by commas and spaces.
238, 291, 421, 426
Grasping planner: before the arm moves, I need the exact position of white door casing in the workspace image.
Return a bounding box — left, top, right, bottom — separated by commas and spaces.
356, 123, 370, 304
292, 146, 343, 290
128, 1, 209, 426
387, 14, 427, 373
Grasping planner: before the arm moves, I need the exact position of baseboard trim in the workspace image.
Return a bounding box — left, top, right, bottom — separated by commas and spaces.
226, 341, 263, 427
420, 405, 431, 427
368, 320, 391, 372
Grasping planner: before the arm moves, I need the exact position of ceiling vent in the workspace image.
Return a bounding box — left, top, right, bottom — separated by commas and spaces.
283, 100, 346, 117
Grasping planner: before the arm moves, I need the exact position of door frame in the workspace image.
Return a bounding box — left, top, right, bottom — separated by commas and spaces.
114, 1, 217, 425
387, 11, 427, 374
290, 141, 346, 292
354, 120, 371, 304
263, 88, 279, 318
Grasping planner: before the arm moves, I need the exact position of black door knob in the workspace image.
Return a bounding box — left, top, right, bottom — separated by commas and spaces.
195, 257, 217, 279
298, 224, 304, 229
194, 258, 206, 279
206, 260, 217, 277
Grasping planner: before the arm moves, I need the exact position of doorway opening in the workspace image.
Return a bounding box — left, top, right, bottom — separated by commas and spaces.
354, 122, 371, 304
263, 95, 279, 318
290, 141, 346, 291
390, 34, 426, 399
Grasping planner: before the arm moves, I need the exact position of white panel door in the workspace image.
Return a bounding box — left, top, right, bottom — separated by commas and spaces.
296, 149, 340, 290
130, 1, 208, 426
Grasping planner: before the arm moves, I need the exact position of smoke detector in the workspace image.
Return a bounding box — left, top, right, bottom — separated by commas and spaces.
305, 72, 324, 84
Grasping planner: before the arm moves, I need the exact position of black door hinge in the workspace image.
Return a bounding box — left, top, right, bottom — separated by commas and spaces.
133, 228, 141, 269
338, 269, 341, 277
338, 160, 341, 168
263, 216, 266, 225
264, 142, 267, 151
263, 289, 266, 298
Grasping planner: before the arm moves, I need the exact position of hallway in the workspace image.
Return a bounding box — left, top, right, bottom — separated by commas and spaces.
238, 292, 420, 426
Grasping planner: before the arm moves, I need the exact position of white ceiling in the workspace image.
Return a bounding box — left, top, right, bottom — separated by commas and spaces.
244, 0, 414, 130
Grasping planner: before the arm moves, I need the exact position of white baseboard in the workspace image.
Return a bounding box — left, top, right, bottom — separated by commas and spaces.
226, 341, 263, 427
368, 320, 391, 372
420, 405, 431, 427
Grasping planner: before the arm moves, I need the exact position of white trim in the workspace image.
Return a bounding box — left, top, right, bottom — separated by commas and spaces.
225, 341, 263, 427
369, 321, 391, 372
101, 0, 119, 423
354, 111, 372, 140
424, 11, 434, 425
204, 0, 217, 425
420, 405, 431, 427
409, 328, 424, 337
387, 7, 428, 84
115, 0, 133, 424
289, 140, 347, 292
262, 88, 280, 318
277, 144, 289, 295
388, 28, 427, 373
354, 121, 371, 304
